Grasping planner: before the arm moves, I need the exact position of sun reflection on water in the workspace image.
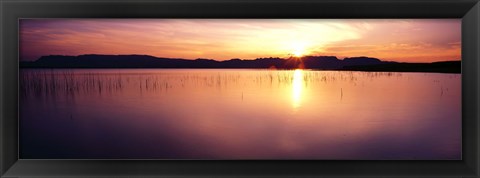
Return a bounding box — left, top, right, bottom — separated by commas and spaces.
292, 69, 304, 109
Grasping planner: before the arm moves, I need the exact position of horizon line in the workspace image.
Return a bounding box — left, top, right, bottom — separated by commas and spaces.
23, 54, 462, 64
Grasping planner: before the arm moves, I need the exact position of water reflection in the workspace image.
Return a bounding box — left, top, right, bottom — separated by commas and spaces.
19, 69, 461, 160
292, 69, 304, 109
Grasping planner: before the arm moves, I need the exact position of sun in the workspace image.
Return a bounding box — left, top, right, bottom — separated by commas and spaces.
293, 49, 304, 57
291, 42, 308, 57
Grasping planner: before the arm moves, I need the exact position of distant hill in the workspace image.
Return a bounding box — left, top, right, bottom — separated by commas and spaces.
20, 54, 461, 73
343, 61, 461, 73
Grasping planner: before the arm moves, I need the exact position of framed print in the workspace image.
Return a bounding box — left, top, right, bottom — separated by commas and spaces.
18, 18, 462, 160
1, 0, 479, 177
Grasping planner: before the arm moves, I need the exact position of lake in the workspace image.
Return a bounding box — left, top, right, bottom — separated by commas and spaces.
19, 69, 461, 159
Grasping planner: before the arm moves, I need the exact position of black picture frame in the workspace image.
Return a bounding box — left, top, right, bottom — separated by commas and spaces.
1, 0, 479, 177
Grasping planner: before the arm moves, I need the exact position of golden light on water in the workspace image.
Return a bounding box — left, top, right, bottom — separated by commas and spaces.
292, 69, 304, 109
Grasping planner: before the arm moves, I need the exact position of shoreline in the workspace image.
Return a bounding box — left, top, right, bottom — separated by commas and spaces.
19, 67, 461, 74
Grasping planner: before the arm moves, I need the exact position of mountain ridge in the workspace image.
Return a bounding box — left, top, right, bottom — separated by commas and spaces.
20, 54, 461, 73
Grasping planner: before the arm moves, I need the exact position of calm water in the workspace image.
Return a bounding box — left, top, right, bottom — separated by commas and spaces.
19, 69, 461, 159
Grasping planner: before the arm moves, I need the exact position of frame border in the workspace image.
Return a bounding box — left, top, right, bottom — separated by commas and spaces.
1, 0, 479, 177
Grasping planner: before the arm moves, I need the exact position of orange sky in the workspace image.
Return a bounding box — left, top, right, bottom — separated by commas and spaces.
20, 19, 461, 62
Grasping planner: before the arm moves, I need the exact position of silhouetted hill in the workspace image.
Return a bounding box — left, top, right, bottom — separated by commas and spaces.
343, 61, 461, 73
20, 54, 460, 73
20, 54, 390, 69
343, 56, 385, 66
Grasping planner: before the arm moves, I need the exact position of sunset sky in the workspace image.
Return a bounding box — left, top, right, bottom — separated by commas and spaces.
20, 19, 461, 62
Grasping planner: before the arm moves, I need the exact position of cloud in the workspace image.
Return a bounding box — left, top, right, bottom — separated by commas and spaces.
20, 19, 460, 62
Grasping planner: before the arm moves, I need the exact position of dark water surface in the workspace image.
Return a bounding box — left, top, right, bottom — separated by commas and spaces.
20, 69, 461, 159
